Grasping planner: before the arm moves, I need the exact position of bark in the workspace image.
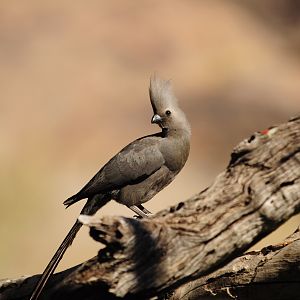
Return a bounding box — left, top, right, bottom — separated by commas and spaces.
1, 116, 300, 300
169, 227, 300, 300
2, 229, 299, 300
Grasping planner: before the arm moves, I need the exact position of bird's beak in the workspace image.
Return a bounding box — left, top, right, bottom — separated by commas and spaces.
151, 114, 163, 124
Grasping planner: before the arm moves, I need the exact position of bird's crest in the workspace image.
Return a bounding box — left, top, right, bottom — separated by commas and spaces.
149, 75, 178, 111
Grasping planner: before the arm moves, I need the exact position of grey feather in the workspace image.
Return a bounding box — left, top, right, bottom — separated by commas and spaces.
69, 135, 166, 201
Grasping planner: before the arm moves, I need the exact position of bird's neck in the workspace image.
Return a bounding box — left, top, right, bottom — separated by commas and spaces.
162, 127, 191, 138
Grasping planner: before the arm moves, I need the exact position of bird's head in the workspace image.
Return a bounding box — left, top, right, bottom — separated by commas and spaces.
149, 75, 191, 136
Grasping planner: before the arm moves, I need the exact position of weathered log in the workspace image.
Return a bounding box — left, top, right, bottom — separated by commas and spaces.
1, 227, 299, 300
169, 226, 300, 300
1, 116, 299, 300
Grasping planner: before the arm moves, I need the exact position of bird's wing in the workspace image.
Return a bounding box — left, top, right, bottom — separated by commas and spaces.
76, 136, 165, 197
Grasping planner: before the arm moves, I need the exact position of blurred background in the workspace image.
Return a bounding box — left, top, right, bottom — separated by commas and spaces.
0, 0, 299, 279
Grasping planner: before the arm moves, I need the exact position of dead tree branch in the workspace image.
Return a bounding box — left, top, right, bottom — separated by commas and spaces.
1, 116, 299, 300
169, 226, 300, 300
2, 227, 299, 300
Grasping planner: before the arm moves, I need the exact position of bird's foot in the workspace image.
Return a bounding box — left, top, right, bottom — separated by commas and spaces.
129, 205, 151, 218
137, 204, 152, 215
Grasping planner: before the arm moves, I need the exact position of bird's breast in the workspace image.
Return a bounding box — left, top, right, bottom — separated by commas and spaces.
160, 135, 190, 172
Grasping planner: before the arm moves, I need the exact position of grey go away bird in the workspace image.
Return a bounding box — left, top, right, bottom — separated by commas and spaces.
29, 75, 191, 300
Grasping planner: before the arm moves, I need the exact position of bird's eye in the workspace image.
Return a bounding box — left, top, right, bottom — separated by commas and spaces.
165, 110, 171, 116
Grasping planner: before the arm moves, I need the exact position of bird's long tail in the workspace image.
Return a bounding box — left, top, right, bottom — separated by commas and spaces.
29, 194, 111, 300
29, 220, 82, 300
